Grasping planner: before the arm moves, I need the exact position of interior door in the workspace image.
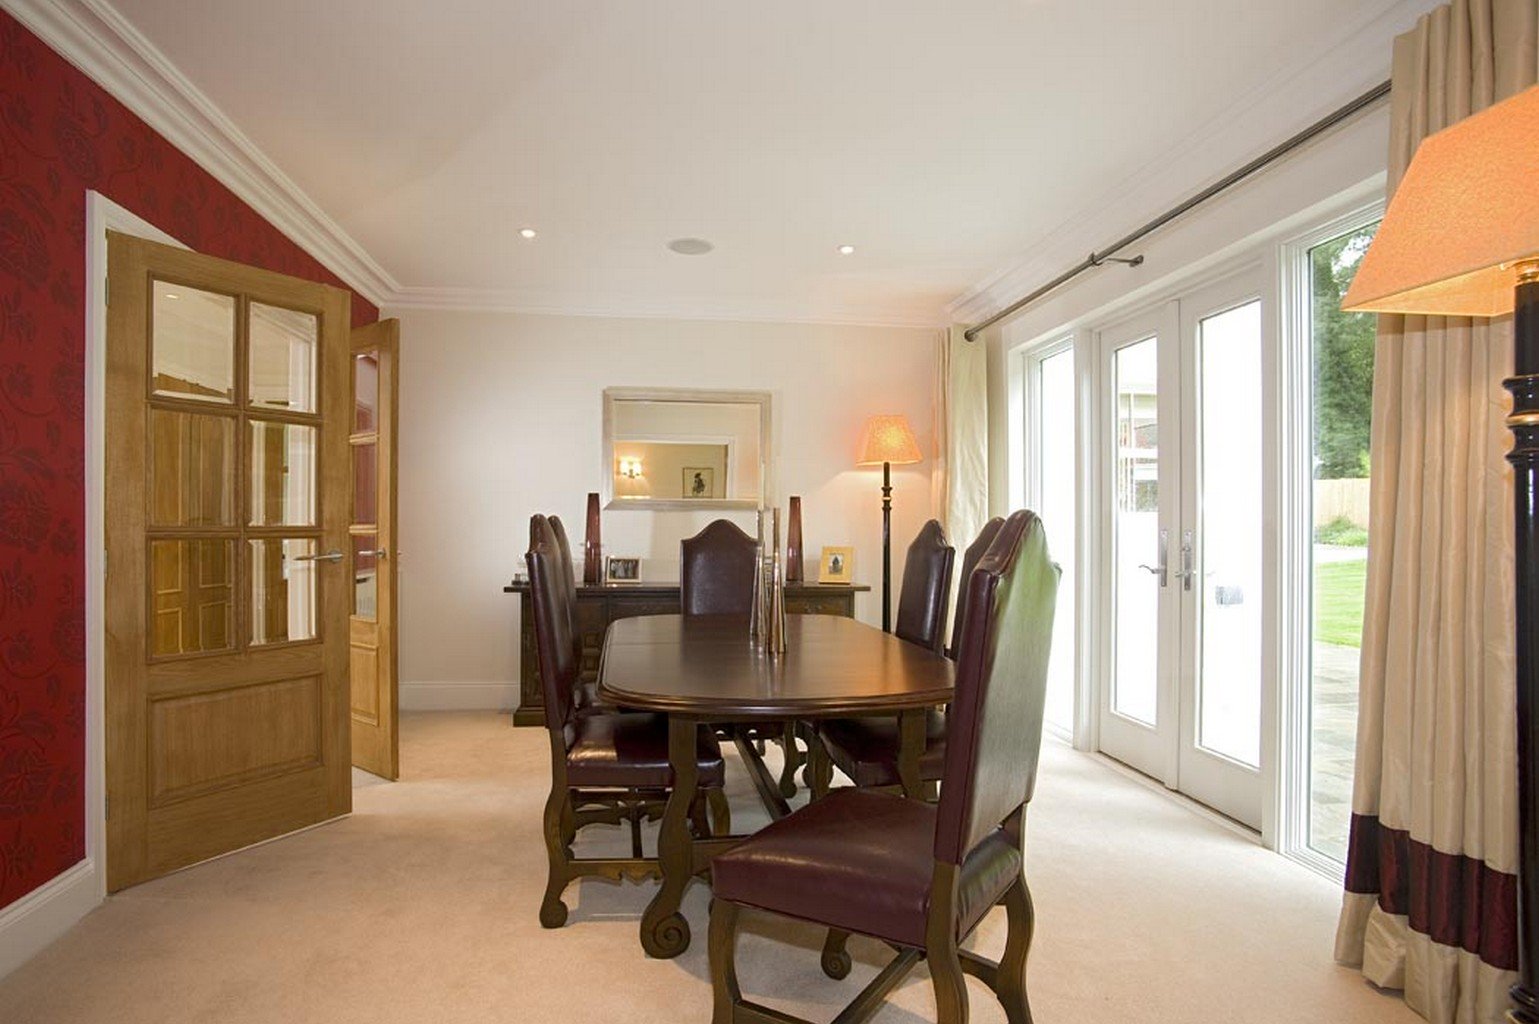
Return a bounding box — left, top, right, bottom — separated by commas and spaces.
349, 320, 399, 779
1094, 276, 1267, 831
105, 232, 352, 891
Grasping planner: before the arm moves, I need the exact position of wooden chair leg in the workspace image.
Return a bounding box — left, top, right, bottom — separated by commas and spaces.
995, 878, 1035, 1024
807, 737, 832, 801
930, 941, 971, 1024
820, 928, 853, 979
560, 798, 576, 849
539, 784, 573, 928
707, 787, 732, 836
776, 721, 802, 798
708, 899, 743, 1024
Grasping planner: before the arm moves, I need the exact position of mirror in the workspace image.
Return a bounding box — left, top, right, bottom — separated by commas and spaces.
602, 387, 771, 510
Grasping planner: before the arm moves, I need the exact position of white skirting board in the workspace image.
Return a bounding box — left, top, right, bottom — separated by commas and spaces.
398, 681, 516, 712
0, 859, 102, 979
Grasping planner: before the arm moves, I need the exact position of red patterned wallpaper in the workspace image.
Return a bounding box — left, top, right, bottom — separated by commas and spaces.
0, 11, 379, 909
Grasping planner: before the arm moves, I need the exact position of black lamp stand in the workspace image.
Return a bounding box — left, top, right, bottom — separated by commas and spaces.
1510, 262, 1539, 1023
880, 460, 893, 633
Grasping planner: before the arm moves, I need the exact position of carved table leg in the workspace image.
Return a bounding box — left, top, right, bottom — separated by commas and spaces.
640, 714, 699, 958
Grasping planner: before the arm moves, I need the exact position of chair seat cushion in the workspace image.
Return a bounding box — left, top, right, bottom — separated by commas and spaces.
711, 788, 1019, 948
818, 709, 947, 788
566, 712, 725, 789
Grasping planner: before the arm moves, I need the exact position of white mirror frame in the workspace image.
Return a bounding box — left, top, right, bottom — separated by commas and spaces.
602, 386, 772, 511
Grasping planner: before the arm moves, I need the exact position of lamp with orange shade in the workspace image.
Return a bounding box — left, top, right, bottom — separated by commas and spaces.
1341, 83, 1539, 1021
856, 414, 922, 632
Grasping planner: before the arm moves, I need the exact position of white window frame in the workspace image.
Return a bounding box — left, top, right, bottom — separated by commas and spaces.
1018, 334, 1089, 745
1274, 198, 1385, 881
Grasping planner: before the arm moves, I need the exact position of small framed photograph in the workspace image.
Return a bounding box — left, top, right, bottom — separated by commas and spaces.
605, 555, 642, 584
683, 466, 715, 499
819, 546, 854, 584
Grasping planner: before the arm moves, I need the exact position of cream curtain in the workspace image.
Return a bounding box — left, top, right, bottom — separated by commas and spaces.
1333, 3, 1537, 1022
934, 324, 988, 559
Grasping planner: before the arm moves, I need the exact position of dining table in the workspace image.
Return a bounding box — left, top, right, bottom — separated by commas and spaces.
597, 612, 955, 958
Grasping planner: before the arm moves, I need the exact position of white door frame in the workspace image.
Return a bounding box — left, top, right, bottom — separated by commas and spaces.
0, 192, 183, 979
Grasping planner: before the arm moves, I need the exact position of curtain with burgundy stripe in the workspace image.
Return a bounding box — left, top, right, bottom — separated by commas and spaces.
1333, 2, 1537, 1022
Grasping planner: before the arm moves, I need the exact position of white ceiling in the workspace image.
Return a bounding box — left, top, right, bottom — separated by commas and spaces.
102, 0, 1401, 325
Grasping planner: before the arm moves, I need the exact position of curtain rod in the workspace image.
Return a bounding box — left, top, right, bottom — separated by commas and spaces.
963, 79, 1393, 342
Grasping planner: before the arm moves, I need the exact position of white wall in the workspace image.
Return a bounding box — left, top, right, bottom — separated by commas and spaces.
985, 102, 1391, 502
383, 309, 938, 709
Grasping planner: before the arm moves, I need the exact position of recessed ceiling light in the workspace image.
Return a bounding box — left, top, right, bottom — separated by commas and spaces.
519, 228, 537, 239
164, 292, 180, 299
668, 237, 714, 256
837, 244, 856, 256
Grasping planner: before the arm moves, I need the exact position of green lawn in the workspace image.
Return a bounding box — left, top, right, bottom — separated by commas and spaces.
1314, 557, 1367, 648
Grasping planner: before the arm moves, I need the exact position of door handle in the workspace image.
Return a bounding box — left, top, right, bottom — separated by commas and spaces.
1173, 530, 1195, 591
1137, 528, 1169, 588
293, 550, 344, 563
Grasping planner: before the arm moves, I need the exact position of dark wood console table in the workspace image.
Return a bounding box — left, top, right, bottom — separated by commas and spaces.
501, 580, 869, 726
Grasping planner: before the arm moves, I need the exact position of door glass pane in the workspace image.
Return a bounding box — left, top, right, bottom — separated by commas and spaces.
353, 442, 378, 525
249, 303, 317, 413
1309, 222, 1378, 861
250, 538, 318, 645
150, 410, 234, 526
1196, 300, 1263, 767
355, 351, 379, 433
353, 534, 379, 619
1112, 336, 1159, 725
150, 539, 233, 656
1038, 348, 1076, 732
249, 421, 317, 526
152, 281, 235, 403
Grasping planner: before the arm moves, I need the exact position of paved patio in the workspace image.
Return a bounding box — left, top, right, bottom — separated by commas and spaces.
1311, 641, 1361, 862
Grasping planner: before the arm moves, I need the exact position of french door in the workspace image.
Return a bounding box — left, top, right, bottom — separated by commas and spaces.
1097, 270, 1268, 829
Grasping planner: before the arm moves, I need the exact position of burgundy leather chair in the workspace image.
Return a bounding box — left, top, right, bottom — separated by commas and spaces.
680, 519, 758, 616
810, 519, 959, 796
527, 514, 730, 929
549, 515, 609, 715
707, 510, 1058, 1024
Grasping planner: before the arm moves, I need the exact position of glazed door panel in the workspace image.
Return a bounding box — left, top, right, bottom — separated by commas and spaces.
105, 232, 352, 891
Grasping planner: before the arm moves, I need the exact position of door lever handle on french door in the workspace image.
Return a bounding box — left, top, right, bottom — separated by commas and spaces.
293, 550, 344, 563
1137, 528, 1170, 588
1174, 530, 1195, 591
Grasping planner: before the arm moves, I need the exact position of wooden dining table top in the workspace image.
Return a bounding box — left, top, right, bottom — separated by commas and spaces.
597, 613, 954, 718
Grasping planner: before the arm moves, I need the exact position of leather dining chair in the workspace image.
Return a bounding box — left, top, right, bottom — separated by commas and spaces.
527, 514, 731, 929
549, 515, 608, 716
680, 519, 758, 616
708, 510, 1059, 1024
809, 519, 960, 798
680, 518, 805, 789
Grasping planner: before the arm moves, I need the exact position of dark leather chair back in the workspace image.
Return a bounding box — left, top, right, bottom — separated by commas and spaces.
894, 520, 955, 653
934, 510, 1059, 865
526, 514, 578, 735
549, 515, 580, 635
948, 517, 1005, 659
680, 519, 757, 616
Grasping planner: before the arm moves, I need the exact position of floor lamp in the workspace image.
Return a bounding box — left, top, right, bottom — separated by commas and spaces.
1340, 84, 1539, 1021
856, 414, 922, 633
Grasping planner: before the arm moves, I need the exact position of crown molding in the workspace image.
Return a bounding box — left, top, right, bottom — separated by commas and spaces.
946, 0, 1425, 327
5, 0, 400, 305
385, 286, 945, 330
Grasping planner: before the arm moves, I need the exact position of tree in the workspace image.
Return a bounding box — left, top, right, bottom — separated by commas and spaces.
1312, 226, 1378, 479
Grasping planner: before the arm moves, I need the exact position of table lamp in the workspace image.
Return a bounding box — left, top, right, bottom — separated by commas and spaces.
1340, 82, 1539, 1021
856, 414, 923, 632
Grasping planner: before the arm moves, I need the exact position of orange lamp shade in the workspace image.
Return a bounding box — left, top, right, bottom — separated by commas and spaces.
1342, 83, 1539, 317
856, 414, 922, 466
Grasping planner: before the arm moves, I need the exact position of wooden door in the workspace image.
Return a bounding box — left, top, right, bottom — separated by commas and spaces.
348, 320, 399, 779
105, 232, 352, 891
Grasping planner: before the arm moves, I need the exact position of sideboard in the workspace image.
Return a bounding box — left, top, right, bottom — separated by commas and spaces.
502, 580, 870, 726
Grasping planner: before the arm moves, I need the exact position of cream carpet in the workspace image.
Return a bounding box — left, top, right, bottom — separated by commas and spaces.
0, 712, 1416, 1023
